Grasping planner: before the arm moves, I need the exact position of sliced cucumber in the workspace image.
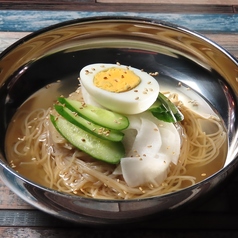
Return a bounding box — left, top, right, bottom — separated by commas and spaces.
58, 97, 129, 130
54, 104, 124, 142
50, 115, 125, 164
149, 93, 184, 123
158, 93, 184, 122
148, 99, 167, 114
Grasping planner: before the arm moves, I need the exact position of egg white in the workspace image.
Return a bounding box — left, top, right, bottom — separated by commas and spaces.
79, 63, 160, 114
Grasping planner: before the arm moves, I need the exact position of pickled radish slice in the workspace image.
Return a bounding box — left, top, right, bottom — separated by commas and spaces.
120, 112, 181, 187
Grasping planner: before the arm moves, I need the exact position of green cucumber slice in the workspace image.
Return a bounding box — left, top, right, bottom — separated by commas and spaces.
58, 97, 129, 130
148, 99, 167, 114
54, 104, 124, 142
50, 115, 125, 164
159, 93, 183, 121
149, 93, 184, 123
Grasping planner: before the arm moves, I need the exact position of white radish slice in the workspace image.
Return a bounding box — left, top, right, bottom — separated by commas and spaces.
120, 112, 181, 187
124, 116, 162, 158
139, 112, 181, 164
120, 155, 170, 187
80, 82, 102, 107
156, 121, 181, 165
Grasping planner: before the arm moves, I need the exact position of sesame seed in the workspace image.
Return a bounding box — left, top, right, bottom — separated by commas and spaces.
149, 72, 158, 76
135, 97, 139, 100
138, 187, 145, 193
18, 136, 26, 141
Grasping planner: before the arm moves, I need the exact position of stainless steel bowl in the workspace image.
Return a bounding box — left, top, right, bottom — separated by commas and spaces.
0, 17, 237, 225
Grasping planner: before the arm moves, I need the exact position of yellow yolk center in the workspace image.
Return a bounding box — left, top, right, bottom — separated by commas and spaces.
93, 67, 141, 93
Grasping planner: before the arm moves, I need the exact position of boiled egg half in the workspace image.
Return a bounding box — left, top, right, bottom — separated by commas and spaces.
79, 63, 160, 114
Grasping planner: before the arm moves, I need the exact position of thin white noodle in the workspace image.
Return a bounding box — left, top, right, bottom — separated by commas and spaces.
9, 91, 226, 199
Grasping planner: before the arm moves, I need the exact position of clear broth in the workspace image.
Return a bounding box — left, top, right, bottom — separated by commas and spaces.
5, 79, 228, 190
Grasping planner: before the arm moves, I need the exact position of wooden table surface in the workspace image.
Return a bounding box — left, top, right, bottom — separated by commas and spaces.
1, 1, 238, 237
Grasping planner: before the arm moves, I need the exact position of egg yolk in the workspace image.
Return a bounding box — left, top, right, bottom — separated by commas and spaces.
93, 67, 141, 93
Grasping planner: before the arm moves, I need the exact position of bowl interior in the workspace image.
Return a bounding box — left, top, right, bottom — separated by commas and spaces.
0, 18, 237, 160
0, 17, 238, 223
